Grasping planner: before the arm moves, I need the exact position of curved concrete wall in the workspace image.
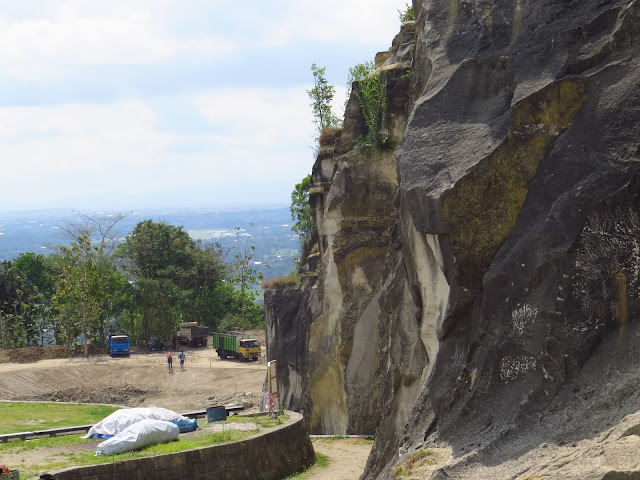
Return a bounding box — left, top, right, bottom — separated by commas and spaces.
52, 412, 315, 480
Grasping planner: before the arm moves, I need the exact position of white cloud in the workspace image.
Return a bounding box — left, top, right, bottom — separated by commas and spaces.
191, 86, 316, 180
0, 0, 233, 80
0, 87, 317, 208
0, 0, 408, 211
0, 101, 171, 201
254, 0, 407, 47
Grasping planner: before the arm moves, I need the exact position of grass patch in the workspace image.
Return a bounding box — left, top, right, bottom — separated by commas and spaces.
226, 413, 289, 428
70, 429, 255, 463
352, 438, 375, 446
0, 434, 88, 453
283, 452, 330, 478
262, 275, 300, 289
3, 412, 288, 477
0, 402, 119, 434
7, 429, 258, 477
315, 452, 330, 468
394, 449, 437, 478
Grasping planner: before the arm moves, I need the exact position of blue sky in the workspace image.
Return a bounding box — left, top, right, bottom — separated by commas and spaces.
0, 0, 409, 212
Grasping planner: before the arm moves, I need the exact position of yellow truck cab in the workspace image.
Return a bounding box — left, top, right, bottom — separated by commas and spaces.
212, 332, 261, 361
237, 339, 261, 360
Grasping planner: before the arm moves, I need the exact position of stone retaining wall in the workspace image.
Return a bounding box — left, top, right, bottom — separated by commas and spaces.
52, 412, 315, 480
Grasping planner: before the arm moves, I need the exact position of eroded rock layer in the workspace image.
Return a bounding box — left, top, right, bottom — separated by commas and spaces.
265, 0, 640, 478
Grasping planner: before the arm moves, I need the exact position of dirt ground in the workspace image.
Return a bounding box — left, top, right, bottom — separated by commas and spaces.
0, 331, 268, 412
303, 438, 374, 480
0, 331, 375, 480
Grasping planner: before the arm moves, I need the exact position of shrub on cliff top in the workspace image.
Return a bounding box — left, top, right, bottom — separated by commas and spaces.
262, 275, 300, 289
319, 127, 342, 146
356, 73, 390, 150
398, 3, 414, 23
345, 60, 375, 109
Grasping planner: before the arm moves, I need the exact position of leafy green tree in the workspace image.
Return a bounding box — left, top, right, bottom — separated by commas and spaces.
12, 252, 56, 346
119, 220, 196, 341
0, 260, 31, 348
184, 241, 229, 331
230, 224, 265, 328
345, 61, 375, 108
290, 174, 315, 253
308, 63, 341, 134
54, 236, 103, 353
52, 213, 128, 354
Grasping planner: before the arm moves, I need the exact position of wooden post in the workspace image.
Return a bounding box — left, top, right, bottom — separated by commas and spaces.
267, 360, 280, 416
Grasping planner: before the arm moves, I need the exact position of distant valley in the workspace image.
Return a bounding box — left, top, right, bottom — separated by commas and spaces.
0, 206, 297, 280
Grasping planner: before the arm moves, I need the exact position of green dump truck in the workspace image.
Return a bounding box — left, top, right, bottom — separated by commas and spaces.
212, 332, 261, 361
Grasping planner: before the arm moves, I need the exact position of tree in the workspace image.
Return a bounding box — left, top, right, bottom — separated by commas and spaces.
119, 220, 196, 341
290, 174, 315, 252
307, 64, 340, 134
52, 213, 128, 355
183, 241, 229, 331
12, 252, 56, 346
0, 260, 31, 348
230, 224, 265, 328
54, 236, 103, 353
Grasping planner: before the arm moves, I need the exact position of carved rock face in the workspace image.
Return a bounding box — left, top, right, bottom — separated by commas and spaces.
266, 0, 640, 477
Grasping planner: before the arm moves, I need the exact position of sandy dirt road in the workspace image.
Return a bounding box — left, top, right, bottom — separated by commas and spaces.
302, 438, 373, 480
0, 333, 267, 412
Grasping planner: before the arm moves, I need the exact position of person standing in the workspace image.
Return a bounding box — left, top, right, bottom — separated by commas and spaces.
178, 350, 186, 370
167, 352, 173, 373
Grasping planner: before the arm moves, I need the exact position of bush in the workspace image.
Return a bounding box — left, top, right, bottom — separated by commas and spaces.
398, 4, 414, 23
356, 73, 389, 150
262, 275, 301, 289
319, 127, 342, 146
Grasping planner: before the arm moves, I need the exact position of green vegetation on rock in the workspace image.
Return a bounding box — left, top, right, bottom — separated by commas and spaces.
346, 60, 375, 108
356, 73, 390, 150
398, 3, 415, 23
308, 64, 341, 134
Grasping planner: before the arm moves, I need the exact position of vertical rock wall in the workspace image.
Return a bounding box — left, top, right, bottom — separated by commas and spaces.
265, 0, 640, 477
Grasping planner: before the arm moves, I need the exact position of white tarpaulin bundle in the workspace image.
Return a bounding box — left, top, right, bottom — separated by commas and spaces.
96, 419, 179, 455
83, 407, 190, 439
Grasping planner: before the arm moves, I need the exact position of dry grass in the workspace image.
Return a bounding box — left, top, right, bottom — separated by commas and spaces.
319, 127, 342, 146
262, 275, 301, 289
393, 449, 448, 478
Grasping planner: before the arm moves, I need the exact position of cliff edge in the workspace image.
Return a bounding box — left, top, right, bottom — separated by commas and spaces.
265, 0, 640, 478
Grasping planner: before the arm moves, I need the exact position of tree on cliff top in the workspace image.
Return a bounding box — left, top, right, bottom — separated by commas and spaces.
307, 64, 340, 134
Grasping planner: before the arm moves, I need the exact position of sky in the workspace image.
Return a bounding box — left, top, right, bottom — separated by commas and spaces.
0, 0, 410, 213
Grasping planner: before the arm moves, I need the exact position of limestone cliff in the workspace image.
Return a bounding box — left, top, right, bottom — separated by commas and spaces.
265, 0, 640, 478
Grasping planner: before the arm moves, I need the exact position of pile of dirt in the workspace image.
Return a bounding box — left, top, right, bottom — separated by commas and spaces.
29, 384, 152, 406
0, 345, 107, 364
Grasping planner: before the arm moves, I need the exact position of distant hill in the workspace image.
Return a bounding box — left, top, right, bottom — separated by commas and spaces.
0, 206, 297, 280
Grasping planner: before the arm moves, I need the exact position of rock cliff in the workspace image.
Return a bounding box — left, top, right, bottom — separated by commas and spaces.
264, 0, 640, 478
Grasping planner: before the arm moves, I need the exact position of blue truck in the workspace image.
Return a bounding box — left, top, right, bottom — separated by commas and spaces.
108, 333, 130, 357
